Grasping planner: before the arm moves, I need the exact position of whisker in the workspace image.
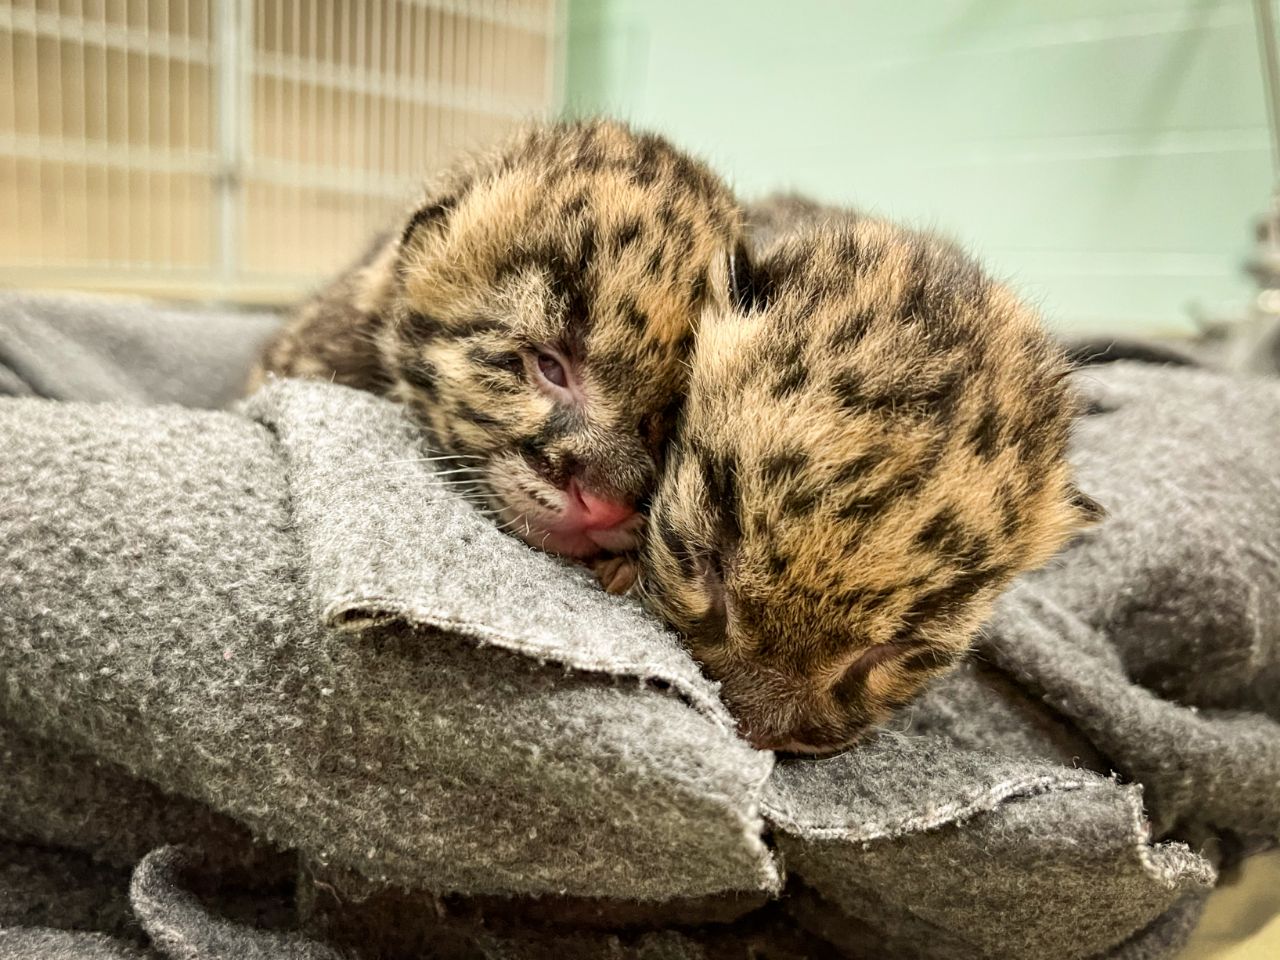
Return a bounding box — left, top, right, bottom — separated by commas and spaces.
346, 465, 487, 487
377, 454, 485, 466
327, 457, 485, 485
491, 515, 528, 534
449, 487, 509, 522
322, 472, 481, 492
630, 571, 655, 605
418, 468, 488, 478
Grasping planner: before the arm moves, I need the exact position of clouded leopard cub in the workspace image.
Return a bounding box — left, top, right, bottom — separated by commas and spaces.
638, 214, 1103, 753
251, 119, 741, 578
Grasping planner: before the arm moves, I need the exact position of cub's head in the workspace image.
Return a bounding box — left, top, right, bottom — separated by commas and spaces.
372, 119, 741, 559
639, 220, 1102, 753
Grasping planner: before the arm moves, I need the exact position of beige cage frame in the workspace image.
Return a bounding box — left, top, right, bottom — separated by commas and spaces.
0, 0, 566, 303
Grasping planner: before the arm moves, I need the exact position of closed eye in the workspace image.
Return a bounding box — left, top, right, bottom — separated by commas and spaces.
530, 345, 577, 399
472, 350, 524, 375
477, 344, 577, 396
536, 351, 567, 387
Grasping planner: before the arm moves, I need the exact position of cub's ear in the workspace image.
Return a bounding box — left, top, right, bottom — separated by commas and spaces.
398, 192, 460, 253
1068, 486, 1107, 525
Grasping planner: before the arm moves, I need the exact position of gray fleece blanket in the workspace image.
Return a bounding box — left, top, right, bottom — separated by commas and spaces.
1, 292, 1279, 959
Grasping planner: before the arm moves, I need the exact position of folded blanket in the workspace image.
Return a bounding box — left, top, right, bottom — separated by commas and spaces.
1063, 312, 1280, 379
0, 291, 279, 406
2, 295, 1279, 959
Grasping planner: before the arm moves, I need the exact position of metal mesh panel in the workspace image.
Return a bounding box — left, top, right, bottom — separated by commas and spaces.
0, 0, 565, 302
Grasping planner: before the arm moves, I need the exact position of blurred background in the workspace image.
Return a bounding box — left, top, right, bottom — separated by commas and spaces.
566, 0, 1275, 337
1, 0, 1277, 338
0, 0, 565, 302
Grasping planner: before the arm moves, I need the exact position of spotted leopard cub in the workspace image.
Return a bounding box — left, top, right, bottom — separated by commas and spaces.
639, 218, 1103, 752
252, 120, 741, 580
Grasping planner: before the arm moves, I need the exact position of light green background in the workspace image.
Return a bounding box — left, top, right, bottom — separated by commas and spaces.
564, 0, 1273, 334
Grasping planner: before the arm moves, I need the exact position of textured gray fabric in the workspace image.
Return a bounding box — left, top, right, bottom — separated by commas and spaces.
1, 293, 1279, 959
243, 382, 743, 724
0, 385, 777, 903
1108, 894, 1209, 960
761, 363, 1280, 958
0, 291, 279, 406
128, 847, 345, 960
0, 929, 155, 960
0, 842, 136, 942
0, 723, 273, 873
295, 867, 813, 960
1195, 312, 1280, 377
989, 365, 1280, 839
769, 738, 1212, 960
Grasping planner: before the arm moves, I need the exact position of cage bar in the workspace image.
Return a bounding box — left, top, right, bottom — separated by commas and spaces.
0, 0, 565, 302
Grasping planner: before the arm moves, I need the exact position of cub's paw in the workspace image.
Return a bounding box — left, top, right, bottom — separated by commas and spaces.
590, 555, 639, 595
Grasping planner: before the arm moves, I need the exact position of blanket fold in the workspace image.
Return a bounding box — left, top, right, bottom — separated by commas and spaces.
0, 382, 779, 904
243, 381, 744, 729
0, 292, 278, 407
765, 735, 1213, 960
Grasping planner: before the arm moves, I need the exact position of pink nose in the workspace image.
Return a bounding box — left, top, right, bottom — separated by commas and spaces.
569, 481, 636, 531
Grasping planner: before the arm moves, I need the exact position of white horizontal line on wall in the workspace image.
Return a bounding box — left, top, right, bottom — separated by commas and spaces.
0, 134, 219, 176
0, 262, 320, 286
1047, 319, 1203, 336
408, 0, 552, 35
4, 7, 214, 64
252, 52, 539, 119
860, 2, 1251, 66
0, 140, 426, 201
0, 260, 216, 276
0, 265, 305, 305
915, 128, 1270, 166
995, 261, 1233, 280
992, 244, 1239, 269
245, 159, 419, 200
950, 5, 1249, 55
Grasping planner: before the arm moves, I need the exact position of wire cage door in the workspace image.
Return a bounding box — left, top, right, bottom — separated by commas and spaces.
0, 0, 565, 303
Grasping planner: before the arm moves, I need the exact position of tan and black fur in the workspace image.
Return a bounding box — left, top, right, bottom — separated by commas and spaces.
252, 120, 742, 568
743, 192, 837, 251
638, 216, 1103, 753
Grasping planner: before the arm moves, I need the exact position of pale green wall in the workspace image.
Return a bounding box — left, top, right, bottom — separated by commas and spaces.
565, 0, 1272, 334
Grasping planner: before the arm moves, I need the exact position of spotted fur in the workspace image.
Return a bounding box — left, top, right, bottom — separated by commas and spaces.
252, 119, 742, 566
638, 216, 1103, 753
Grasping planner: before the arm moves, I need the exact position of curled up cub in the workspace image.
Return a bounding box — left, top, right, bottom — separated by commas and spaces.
251, 119, 742, 585
635, 213, 1102, 753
